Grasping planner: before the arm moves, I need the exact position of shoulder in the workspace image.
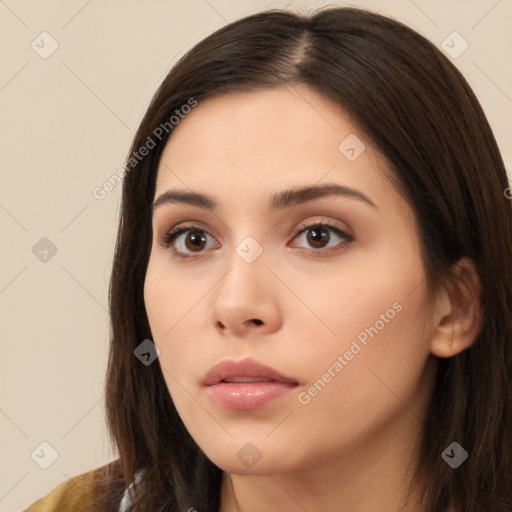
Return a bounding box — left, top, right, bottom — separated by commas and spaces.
23, 460, 125, 512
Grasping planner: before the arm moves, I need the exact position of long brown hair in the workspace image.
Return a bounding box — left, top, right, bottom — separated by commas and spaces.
101, 7, 512, 511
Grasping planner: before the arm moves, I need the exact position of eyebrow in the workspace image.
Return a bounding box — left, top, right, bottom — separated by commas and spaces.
151, 183, 377, 214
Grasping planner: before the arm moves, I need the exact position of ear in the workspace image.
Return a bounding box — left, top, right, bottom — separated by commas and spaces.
430, 257, 483, 358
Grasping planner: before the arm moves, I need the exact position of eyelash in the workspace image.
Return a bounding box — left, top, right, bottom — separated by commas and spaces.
158, 221, 354, 260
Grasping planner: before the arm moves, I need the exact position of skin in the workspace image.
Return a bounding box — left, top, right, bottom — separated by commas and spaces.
143, 85, 482, 512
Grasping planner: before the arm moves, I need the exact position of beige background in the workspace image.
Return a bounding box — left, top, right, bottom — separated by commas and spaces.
0, 0, 510, 509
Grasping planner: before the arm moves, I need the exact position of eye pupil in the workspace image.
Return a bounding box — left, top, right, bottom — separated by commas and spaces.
307, 227, 330, 248
185, 230, 207, 251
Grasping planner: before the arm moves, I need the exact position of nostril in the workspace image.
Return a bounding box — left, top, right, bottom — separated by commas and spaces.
251, 319, 263, 325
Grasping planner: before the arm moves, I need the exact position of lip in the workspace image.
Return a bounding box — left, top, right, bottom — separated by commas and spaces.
203, 357, 298, 410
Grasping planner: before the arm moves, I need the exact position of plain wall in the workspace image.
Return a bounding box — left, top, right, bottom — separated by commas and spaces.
1, 0, 511, 509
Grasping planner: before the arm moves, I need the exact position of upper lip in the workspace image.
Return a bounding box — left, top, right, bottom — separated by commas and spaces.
203, 357, 298, 386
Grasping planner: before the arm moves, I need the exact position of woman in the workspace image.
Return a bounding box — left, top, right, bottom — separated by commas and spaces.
25, 6, 512, 512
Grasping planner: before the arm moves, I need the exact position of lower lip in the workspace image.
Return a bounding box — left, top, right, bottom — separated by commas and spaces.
206, 381, 297, 410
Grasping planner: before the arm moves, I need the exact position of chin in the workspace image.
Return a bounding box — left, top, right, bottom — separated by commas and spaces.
198, 437, 301, 476
212, 455, 287, 475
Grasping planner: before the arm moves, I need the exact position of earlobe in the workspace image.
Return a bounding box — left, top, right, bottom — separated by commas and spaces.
430, 257, 483, 358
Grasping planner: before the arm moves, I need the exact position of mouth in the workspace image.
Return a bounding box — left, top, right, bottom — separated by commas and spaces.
221, 377, 275, 383
203, 357, 299, 410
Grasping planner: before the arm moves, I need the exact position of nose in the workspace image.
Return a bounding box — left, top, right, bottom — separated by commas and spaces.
210, 245, 282, 338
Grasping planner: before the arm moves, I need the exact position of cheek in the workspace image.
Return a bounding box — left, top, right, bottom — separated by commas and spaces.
290, 247, 433, 412
285, 251, 429, 363
143, 257, 213, 383
292, 273, 433, 442
144, 254, 205, 340
294, 320, 431, 460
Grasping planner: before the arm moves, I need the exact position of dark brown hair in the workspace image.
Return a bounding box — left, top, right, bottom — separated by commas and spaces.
101, 6, 512, 511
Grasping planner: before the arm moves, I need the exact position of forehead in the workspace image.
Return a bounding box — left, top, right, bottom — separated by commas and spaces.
154, 86, 400, 216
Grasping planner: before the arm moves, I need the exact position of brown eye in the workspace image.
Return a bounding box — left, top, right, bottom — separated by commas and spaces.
184, 230, 208, 252
159, 225, 218, 257
305, 226, 331, 248
291, 222, 353, 252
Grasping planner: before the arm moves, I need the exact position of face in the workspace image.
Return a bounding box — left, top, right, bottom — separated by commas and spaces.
143, 85, 437, 476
